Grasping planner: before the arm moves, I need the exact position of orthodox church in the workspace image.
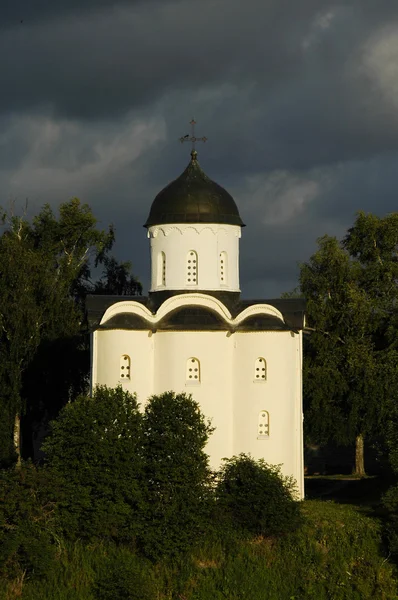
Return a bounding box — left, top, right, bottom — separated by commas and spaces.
87, 138, 306, 497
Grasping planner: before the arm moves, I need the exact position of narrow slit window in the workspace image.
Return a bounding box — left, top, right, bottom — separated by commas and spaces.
186, 357, 200, 383
157, 251, 166, 286
258, 411, 269, 437
254, 357, 267, 381
219, 251, 228, 285
120, 355, 131, 381
186, 251, 198, 285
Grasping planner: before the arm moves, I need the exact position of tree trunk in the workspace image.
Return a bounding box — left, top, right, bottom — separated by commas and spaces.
13, 413, 21, 467
354, 433, 365, 476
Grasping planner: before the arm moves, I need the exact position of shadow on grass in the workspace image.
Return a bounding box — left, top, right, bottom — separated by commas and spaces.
304, 475, 393, 509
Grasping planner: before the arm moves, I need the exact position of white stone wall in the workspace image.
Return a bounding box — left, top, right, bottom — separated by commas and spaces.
92, 307, 304, 498
153, 330, 234, 467
93, 329, 155, 403
148, 224, 241, 292
232, 330, 304, 496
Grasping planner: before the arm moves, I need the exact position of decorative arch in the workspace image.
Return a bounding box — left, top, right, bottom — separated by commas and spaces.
99, 294, 290, 333
234, 304, 285, 326
257, 411, 269, 437
201, 226, 218, 236
184, 226, 201, 235
120, 354, 131, 380
100, 301, 154, 327
161, 226, 183, 236
100, 293, 233, 328
186, 357, 201, 383
159, 306, 227, 329
157, 293, 232, 323
186, 250, 198, 285
254, 357, 267, 381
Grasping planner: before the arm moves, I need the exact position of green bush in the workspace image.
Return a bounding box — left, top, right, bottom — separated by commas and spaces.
42, 385, 143, 542
382, 402, 398, 560
181, 501, 397, 600
2, 503, 397, 600
139, 391, 214, 559
215, 454, 302, 537
0, 464, 60, 581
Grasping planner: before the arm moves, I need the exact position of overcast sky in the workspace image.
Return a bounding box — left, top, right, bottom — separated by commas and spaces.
1, 0, 398, 297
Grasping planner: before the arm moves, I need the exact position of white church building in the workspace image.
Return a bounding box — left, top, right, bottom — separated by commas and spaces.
87, 147, 306, 497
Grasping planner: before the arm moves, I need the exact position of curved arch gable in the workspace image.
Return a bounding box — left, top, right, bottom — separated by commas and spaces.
156, 293, 232, 323
100, 301, 155, 327
100, 294, 233, 329
233, 304, 285, 326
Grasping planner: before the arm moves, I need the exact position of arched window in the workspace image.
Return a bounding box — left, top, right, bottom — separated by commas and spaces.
219, 251, 228, 285
186, 251, 198, 285
186, 357, 201, 383
254, 357, 267, 381
120, 355, 131, 380
258, 411, 269, 437
157, 251, 166, 286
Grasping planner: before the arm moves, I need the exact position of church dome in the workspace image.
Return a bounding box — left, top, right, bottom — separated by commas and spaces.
144, 150, 245, 227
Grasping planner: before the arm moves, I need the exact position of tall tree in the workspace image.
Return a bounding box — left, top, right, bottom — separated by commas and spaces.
301, 213, 398, 475
0, 220, 49, 465
94, 255, 142, 296
0, 198, 141, 465
20, 199, 114, 460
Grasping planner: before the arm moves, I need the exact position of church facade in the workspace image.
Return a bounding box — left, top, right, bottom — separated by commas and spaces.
87, 149, 306, 498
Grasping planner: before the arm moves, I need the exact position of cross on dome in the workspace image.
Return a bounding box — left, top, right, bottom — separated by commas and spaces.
179, 119, 207, 158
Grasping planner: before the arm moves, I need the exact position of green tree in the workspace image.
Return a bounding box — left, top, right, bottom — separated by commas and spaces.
0, 198, 142, 464
42, 385, 143, 541
94, 255, 142, 296
139, 391, 214, 559
301, 212, 398, 475
0, 216, 55, 466
20, 199, 115, 461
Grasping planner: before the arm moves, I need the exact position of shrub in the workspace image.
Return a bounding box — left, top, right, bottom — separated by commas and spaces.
0, 464, 60, 581
139, 391, 214, 559
215, 454, 302, 537
42, 385, 144, 542
382, 401, 398, 560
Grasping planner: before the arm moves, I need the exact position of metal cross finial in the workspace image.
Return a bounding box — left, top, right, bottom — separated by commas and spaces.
179, 119, 207, 154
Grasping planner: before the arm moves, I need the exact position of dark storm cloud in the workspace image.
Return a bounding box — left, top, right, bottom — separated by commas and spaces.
1, 0, 146, 29
2, 0, 398, 296
2, 0, 398, 172
0, 0, 339, 119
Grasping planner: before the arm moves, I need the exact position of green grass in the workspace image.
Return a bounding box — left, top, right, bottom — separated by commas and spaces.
2, 500, 397, 600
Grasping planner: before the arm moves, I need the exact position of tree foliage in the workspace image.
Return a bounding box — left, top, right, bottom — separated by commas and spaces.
0, 199, 142, 465
215, 454, 302, 537
300, 212, 398, 473
0, 223, 49, 465
139, 391, 214, 559
0, 464, 60, 582
42, 386, 144, 541
94, 255, 143, 296
40, 389, 216, 556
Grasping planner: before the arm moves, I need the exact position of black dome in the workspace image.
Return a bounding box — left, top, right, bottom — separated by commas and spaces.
144, 151, 245, 227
